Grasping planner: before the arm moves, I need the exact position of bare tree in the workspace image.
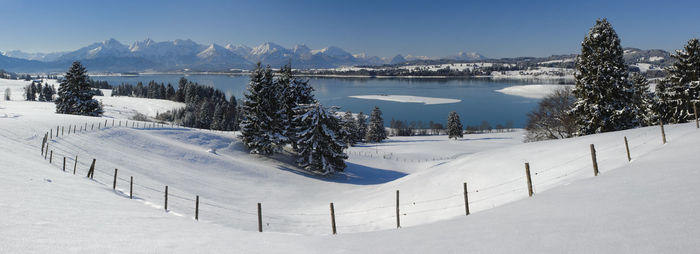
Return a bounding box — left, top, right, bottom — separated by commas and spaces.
525, 87, 576, 142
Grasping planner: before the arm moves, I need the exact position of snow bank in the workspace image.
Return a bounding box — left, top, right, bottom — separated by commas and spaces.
495, 84, 573, 99
348, 95, 461, 105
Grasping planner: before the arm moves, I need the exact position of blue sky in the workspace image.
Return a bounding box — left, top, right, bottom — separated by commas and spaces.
1, 0, 699, 58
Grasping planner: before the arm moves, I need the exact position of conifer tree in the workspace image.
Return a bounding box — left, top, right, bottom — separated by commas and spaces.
447, 111, 463, 139
341, 111, 358, 146
25, 83, 36, 101
355, 112, 367, 142
55, 61, 103, 116
295, 103, 347, 175
630, 73, 658, 126
240, 63, 282, 155
570, 19, 637, 135
366, 106, 387, 142
658, 38, 700, 123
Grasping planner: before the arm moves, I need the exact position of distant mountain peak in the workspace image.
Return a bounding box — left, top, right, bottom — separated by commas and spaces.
451, 51, 486, 61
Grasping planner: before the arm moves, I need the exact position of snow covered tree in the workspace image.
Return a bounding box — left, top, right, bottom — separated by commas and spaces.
41, 84, 55, 102
294, 103, 348, 175
24, 83, 36, 101
276, 65, 316, 150
55, 61, 103, 116
341, 111, 358, 146
355, 112, 367, 142
210, 102, 224, 130
630, 73, 658, 126
447, 111, 463, 139
4, 88, 11, 101
657, 38, 700, 123
570, 19, 637, 135
240, 63, 284, 155
366, 106, 387, 142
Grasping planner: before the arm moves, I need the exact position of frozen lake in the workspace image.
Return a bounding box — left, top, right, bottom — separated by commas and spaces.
93, 75, 564, 127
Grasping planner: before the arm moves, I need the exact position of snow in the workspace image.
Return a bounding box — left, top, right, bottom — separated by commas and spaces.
2, 77, 700, 252
348, 95, 461, 105
648, 56, 664, 62
495, 84, 574, 99
633, 63, 653, 72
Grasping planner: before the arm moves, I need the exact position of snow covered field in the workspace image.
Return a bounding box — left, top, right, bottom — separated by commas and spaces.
348, 95, 461, 105
495, 84, 574, 99
2, 77, 700, 253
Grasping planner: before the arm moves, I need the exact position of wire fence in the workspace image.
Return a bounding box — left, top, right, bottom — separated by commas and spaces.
35, 118, 692, 235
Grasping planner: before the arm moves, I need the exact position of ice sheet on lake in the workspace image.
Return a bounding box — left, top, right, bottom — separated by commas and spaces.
495, 84, 573, 99
348, 95, 461, 105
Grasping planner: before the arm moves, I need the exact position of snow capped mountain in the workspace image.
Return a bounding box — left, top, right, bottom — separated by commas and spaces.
312, 46, 353, 59
0, 50, 65, 62
0, 38, 492, 71
58, 38, 130, 61
450, 51, 487, 61
225, 44, 252, 57
390, 54, 407, 64
250, 42, 290, 57
194, 44, 250, 70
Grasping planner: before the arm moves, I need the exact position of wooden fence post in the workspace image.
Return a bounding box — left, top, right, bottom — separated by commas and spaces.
49, 150, 52, 163
50, 129, 52, 139
195, 195, 199, 221
87, 159, 96, 179
73, 155, 78, 174
104, 120, 107, 128
624, 136, 631, 162
525, 163, 534, 196
62, 126, 64, 136
112, 168, 118, 190
63, 157, 66, 171
73, 125, 76, 134
44, 143, 48, 159
56, 126, 59, 137
41, 135, 46, 155
660, 119, 667, 144
130, 176, 133, 199
68, 125, 71, 134
257, 203, 263, 232
590, 144, 599, 176
91, 123, 94, 130
119, 120, 121, 127
396, 190, 401, 228
164, 186, 168, 211
464, 182, 470, 215
112, 119, 114, 127
84, 123, 87, 131
330, 203, 337, 235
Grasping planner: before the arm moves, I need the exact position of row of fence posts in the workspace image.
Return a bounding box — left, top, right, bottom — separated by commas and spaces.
38, 110, 697, 235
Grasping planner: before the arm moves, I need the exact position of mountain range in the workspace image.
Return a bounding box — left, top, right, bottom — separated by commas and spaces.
0, 38, 487, 73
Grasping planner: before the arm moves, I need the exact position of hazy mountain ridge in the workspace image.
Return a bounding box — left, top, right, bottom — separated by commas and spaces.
0, 38, 485, 72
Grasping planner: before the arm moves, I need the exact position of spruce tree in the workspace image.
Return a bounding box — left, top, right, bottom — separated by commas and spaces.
277, 65, 315, 150
658, 38, 700, 123
341, 111, 358, 146
629, 73, 658, 126
55, 61, 103, 116
447, 111, 463, 139
240, 63, 282, 155
355, 112, 367, 142
366, 106, 387, 142
294, 103, 348, 175
570, 19, 637, 135
25, 83, 36, 101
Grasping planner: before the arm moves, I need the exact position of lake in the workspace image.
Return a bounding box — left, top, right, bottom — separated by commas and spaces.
92, 74, 551, 128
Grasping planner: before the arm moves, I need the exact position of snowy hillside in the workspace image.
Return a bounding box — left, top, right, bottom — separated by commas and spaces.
2, 77, 700, 252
